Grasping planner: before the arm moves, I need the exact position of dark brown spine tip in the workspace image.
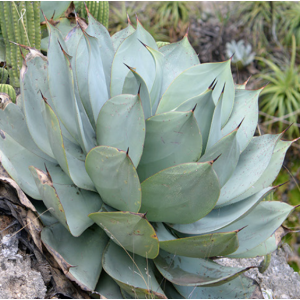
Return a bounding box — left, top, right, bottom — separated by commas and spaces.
44, 163, 52, 181
282, 123, 293, 135
126, 147, 129, 156
137, 84, 141, 95
84, 2, 90, 15
236, 225, 248, 233
192, 104, 197, 112
210, 154, 221, 165
274, 181, 289, 190
184, 26, 190, 37
244, 76, 252, 86
40, 9, 48, 22
292, 137, 300, 143
229, 53, 235, 61
236, 118, 245, 130
141, 211, 148, 219
127, 14, 132, 25
50, 10, 56, 20
123, 63, 132, 70
39, 90, 48, 104
138, 39, 147, 48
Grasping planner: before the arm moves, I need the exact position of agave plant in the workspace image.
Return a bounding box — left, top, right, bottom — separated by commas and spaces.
0, 8, 297, 299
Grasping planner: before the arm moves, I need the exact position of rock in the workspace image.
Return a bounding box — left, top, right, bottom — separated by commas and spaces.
0, 233, 47, 299
216, 246, 300, 299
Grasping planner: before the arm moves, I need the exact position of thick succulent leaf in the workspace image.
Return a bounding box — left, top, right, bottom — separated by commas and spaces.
175, 275, 260, 299
41, 223, 108, 291
139, 162, 220, 224
19, 50, 55, 159
86, 12, 114, 94
85, 146, 141, 212
155, 223, 239, 258
96, 94, 146, 168
169, 187, 273, 235
222, 88, 261, 152
111, 23, 135, 52
154, 249, 251, 287
205, 96, 223, 151
213, 201, 294, 257
111, 20, 158, 97
175, 90, 215, 154
232, 140, 293, 202
65, 25, 83, 56
145, 45, 164, 114
156, 60, 234, 127
93, 271, 123, 299
43, 99, 96, 191
89, 211, 159, 259
102, 241, 166, 299
200, 128, 240, 187
0, 102, 55, 162
0, 131, 59, 199
217, 134, 282, 207
137, 111, 202, 182
228, 233, 277, 258
76, 31, 109, 126
46, 21, 95, 153
122, 66, 152, 119
30, 166, 103, 237
159, 35, 199, 98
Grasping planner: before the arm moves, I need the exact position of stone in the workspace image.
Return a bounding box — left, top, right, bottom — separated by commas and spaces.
0, 233, 47, 299
216, 245, 300, 299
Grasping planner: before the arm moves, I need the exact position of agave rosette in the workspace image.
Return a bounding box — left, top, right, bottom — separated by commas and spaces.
0, 11, 296, 299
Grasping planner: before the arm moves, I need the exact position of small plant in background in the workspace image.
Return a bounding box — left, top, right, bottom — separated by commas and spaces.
226, 40, 255, 70
0, 67, 8, 84
257, 36, 300, 139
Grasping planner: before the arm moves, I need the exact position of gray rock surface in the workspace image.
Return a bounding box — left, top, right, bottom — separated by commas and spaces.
216, 246, 300, 299
0, 233, 47, 299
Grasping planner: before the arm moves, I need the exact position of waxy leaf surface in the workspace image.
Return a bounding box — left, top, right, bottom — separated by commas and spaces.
89, 211, 159, 259
140, 162, 220, 223
86, 146, 141, 212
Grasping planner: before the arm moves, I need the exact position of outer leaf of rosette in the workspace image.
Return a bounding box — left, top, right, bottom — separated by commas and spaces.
221, 88, 261, 153
216, 133, 283, 207
211, 201, 294, 257
175, 90, 215, 155
159, 34, 200, 99
169, 187, 274, 235
230, 139, 293, 203
110, 20, 158, 98
42, 98, 96, 191
41, 222, 108, 291
85, 146, 141, 213
122, 65, 152, 119
154, 223, 238, 258
111, 23, 136, 52
154, 249, 252, 287
0, 129, 59, 199
199, 126, 240, 187
137, 110, 202, 182
19, 49, 55, 159
96, 93, 145, 168
102, 241, 166, 299
46, 20, 95, 154
139, 162, 220, 224
29, 166, 103, 237
89, 211, 159, 259
86, 12, 114, 94
175, 275, 260, 299
156, 59, 234, 128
